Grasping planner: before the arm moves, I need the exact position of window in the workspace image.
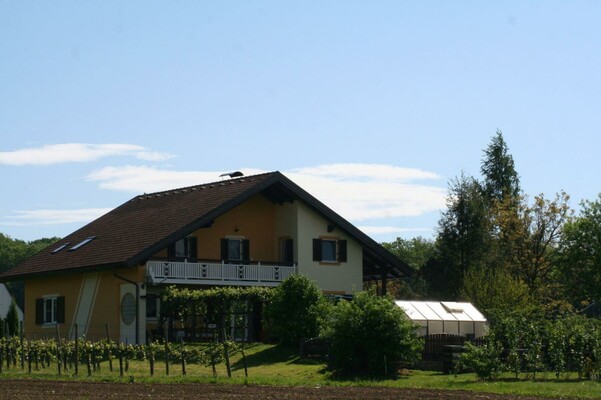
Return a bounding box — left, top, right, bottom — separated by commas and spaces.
35, 296, 65, 325
313, 238, 347, 263
279, 238, 294, 265
51, 243, 70, 254
167, 236, 198, 260
121, 293, 136, 325
146, 294, 160, 319
221, 238, 250, 264
69, 236, 96, 251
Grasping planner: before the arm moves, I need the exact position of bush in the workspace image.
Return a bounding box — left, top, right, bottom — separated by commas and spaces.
263, 274, 330, 346
326, 292, 422, 375
457, 339, 503, 381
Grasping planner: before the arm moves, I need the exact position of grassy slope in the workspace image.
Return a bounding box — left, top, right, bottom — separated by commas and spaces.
2, 344, 601, 399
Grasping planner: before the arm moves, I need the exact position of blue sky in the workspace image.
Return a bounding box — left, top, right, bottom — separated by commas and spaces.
1, 1, 600, 243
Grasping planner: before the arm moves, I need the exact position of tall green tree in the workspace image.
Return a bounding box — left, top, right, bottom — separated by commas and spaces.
424, 174, 490, 299
481, 130, 521, 204
557, 195, 601, 307
492, 192, 571, 311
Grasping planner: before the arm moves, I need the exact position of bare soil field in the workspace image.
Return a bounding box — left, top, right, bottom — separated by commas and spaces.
0, 379, 570, 400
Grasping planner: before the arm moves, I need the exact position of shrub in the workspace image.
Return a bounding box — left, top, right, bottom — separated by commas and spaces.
457, 339, 502, 381
263, 274, 330, 346
327, 291, 422, 375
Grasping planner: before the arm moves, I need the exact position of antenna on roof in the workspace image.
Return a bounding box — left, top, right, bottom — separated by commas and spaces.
219, 171, 244, 180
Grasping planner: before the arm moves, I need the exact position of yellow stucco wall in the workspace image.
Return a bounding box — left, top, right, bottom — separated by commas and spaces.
24, 266, 145, 341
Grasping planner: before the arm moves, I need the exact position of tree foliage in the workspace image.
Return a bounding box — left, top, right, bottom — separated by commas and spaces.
379, 237, 434, 299
558, 195, 601, 307
326, 292, 422, 375
481, 130, 521, 204
424, 174, 490, 299
263, 274, 330, 346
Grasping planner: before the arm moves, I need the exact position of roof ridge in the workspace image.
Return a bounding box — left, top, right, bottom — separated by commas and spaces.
130, 171, 276, 201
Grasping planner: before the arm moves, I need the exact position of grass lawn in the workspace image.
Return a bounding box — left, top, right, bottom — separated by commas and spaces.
2, 343, 601, 399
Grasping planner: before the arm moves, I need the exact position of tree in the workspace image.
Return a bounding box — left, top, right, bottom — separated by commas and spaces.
263, 274, 330, 346
460, 265, 534, 325
494, 192, 571, 309
481, 130, 521, 204
425, 174, 490, 299
380, 237, 434, 298
558, 195, 601, 307
327, 292, 422, 375
0, 234, 60, 310
6, 300, 19, 336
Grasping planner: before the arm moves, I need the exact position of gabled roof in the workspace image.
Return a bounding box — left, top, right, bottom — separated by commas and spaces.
0, 171, 411, 281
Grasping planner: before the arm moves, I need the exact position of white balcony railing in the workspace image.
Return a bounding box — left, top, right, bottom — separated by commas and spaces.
146, 260, 297, 287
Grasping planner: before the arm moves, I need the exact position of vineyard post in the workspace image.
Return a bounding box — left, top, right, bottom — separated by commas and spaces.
242, 348, 248, 378
180, 337, 186, 376
19, 321, 24, 369
119, 346, 124, 377
27, 339, 31, 373
105, 323, 113, 372
5, 333, 10, 370
148, 344, 154, 376
211, 351, 216, 377
164, 324, 169, 376
222, 326, 231, 378
55, 324, 62, 375
74, 324, 79, 375
87, 353, 92, 377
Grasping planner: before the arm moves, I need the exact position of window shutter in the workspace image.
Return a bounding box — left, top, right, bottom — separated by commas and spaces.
56, 296, 65, 324
188, 237, 198, 260
167, 243, 175, 259
284, 239, 294, 264
35, 298, 43, 325
221, 239, 228, 262
338, 240, 347, 262
312, 239, 322, 261
242, 239, 250, 264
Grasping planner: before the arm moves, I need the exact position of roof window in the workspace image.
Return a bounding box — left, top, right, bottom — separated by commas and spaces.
69, 236, 96, 251
51, 243, 70, 254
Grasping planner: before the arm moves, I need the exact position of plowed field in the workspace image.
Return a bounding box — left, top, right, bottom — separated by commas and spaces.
0, 379, 572, 399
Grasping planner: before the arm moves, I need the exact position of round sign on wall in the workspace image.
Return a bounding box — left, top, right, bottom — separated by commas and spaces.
121, 293, 136, 325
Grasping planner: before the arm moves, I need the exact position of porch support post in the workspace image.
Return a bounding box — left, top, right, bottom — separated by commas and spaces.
381, 272, 387, 296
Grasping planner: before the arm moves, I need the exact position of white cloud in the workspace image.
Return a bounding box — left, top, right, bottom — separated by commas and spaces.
86, 166, 267, 193
0, 143, 174, 165
86, 163, 446, 222
291, 164, 442, 182
358, 226, 433, 235
3, 208, 112, 226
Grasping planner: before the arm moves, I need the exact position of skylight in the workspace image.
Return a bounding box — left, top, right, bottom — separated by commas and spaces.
69, 236, 96, 251
51, 243, 70, 254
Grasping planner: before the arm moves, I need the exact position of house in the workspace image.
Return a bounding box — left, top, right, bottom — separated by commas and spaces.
0, 171, 411, 344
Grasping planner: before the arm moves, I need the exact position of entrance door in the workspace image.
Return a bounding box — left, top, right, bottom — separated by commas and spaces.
119, 284, 137, 343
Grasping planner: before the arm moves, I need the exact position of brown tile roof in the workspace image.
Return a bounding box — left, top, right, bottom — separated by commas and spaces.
0, 171, 412, 280
0, 172, 278, 279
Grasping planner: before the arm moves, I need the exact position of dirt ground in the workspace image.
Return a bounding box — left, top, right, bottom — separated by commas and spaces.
0, 379, 571, 400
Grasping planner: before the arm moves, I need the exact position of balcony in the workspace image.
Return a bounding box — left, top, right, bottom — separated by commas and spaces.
146, 260, 297, 287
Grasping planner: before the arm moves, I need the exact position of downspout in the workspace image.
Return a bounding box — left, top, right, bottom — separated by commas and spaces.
113, 268, 140, 345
